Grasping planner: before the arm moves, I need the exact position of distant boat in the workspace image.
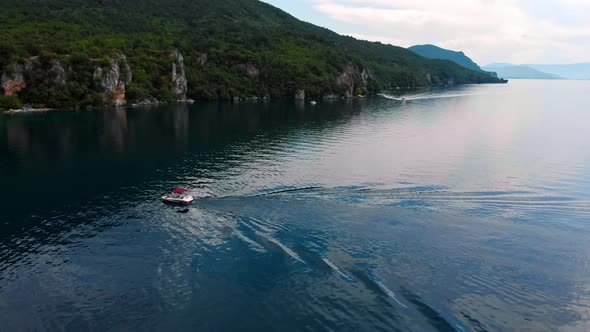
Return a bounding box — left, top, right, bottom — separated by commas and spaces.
186, 99, 195, 104
310, 101, 317, 105
162, 188, 194, 205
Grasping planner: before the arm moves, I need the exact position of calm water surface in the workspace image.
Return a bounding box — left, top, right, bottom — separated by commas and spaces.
1, 80, 590, 331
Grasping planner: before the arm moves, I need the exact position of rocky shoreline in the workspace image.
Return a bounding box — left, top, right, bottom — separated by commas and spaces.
2, 95, 376, 115
4, 107, 56, 114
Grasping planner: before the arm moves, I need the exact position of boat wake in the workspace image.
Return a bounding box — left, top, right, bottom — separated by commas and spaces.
378, 92, 488, 101
241, 184, 588, 207
217, 212, 466, 330
156, 181, 590, 331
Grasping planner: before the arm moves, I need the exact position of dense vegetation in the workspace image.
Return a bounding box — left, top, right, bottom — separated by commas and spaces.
0, 95, 23, 111
0, 0, 504, 108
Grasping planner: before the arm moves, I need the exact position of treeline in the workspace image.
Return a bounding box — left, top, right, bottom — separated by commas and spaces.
0, 0, 504, 109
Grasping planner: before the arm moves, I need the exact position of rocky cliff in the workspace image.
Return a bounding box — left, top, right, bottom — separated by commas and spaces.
337, 64, 372, 98
294, 90, 305, 100
170, 50, 188, 100
49, 61, 67, 86
1, 58, 67, 97
1, 65, 26, 96
1, 51, 201, 107
93, 54, 132, 106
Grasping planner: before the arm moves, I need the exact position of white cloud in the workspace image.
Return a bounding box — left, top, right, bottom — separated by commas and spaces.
308, 0, 590, 64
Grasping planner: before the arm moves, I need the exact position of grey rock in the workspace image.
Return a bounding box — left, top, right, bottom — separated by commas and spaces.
49, 61, 67, 86
170, 50, 188, 99
294, 90, 305, 100
197, 53, 207, 65
337, 63, 373, 98
94, 54, 132, 106
322, 94, 339, 100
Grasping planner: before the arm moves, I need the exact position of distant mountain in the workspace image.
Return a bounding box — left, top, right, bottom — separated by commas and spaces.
409, 44, 498, 78
527, 64, 590, 80
483, 64, 562, 79
485, 62, 513, 67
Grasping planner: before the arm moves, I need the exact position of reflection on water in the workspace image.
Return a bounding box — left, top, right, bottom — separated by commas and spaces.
1, 80, 590, 331
1, 100, 362, 166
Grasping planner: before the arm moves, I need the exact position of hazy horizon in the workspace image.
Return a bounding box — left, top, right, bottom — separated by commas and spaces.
263, 0, 590, 66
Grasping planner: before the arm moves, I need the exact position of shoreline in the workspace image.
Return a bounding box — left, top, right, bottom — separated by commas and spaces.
1, 80, 511, 115
1, 82, 513, 115
4, 107, 57, 114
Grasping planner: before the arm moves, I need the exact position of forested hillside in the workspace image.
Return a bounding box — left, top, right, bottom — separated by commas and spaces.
0, 0, 504, 108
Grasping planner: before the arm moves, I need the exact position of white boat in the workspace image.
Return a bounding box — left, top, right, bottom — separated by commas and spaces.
162, 188, 194, 205
310, 100, 317, 105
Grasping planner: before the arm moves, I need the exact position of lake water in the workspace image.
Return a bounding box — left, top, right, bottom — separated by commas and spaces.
1, 80, 590, 331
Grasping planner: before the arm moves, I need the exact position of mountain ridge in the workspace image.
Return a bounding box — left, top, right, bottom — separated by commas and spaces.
409, 44, 481, 71
408, 44, 498, 78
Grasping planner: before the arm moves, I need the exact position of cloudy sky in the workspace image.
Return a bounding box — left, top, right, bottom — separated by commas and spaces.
263, 0, 590, 65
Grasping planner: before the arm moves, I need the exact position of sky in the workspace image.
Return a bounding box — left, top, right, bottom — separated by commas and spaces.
262, 0, 590, 65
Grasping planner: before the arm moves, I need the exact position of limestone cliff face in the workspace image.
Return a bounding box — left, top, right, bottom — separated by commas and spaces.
170, 50, 188, 100
1, 65, 26, 96
1, 58, 66, 96
337, 63, 372, 97
94, 54, 132, 106
1, 54, 151, 107
50, 61, 67, 86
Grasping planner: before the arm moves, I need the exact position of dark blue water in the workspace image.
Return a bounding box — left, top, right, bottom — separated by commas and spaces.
1, 80, 590, 331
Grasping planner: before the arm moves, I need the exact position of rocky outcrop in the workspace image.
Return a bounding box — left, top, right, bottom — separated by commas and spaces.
131, 98, 163, 107
197, 53, 207, 65
244, 64, 258, 77
337, 63, 372, 98
2, 58, 67, 97
49, 61, 67, 86
294, 90, 305, 100
94, 54, 132, 106
171, 50, 188, 100
1, 65, 26, 96
235, 63, 259, 78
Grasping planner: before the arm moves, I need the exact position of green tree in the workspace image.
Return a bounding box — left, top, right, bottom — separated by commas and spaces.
0, 95, 24, 110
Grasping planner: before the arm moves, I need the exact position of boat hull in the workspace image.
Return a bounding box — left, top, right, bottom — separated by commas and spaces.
161, 196, 194, 205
